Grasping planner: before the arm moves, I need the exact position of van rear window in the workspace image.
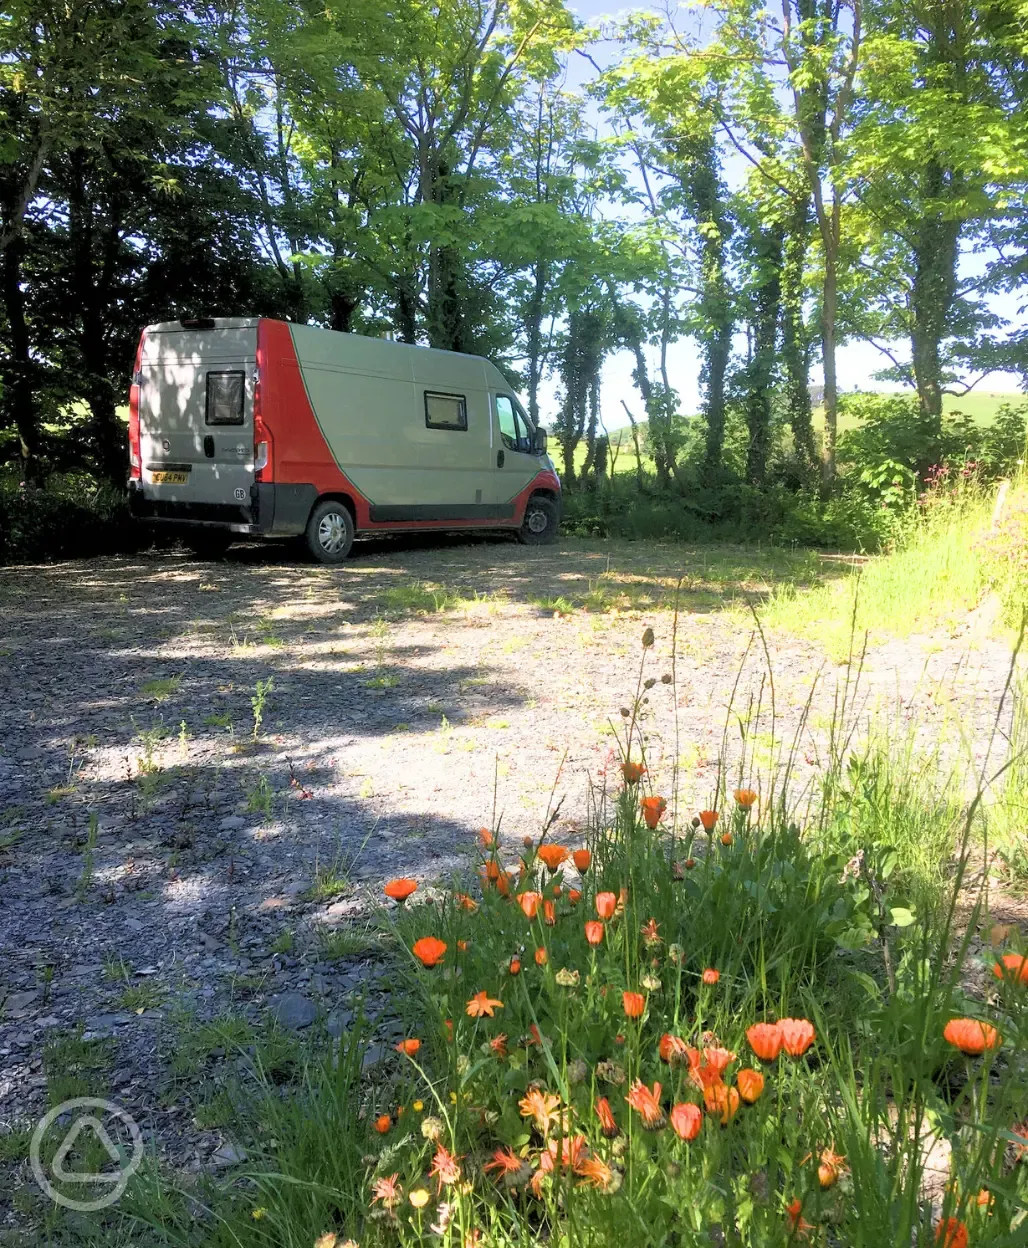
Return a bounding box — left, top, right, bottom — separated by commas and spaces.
424, 391, 467, 431
206, 371, 245, 426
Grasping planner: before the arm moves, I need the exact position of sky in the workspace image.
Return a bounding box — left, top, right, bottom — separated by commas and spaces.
533, 1, 1025, 432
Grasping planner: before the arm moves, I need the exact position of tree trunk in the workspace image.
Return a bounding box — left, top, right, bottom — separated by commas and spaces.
0, 234, 40, 478
821, 247, 838, 487
703, 318, 733, 471
526, 257, 549, 424
395, 278, 418, 344
329, 289, 360, 333
781, 197, 816, 473
910, 163, 961, 433
744, 225, 783, 486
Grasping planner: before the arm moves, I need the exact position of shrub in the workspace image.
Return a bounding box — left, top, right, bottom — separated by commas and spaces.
0, 471, 144, 563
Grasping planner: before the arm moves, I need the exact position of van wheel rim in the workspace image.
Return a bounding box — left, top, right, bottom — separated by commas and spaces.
526, 508, 548, 534
318, 513, 348, 553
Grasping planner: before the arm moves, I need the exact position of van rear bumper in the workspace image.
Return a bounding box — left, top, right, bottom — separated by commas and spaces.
127, 480, 315, 537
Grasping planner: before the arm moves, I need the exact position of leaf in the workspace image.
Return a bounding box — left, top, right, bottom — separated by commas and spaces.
889, 907, 916, 928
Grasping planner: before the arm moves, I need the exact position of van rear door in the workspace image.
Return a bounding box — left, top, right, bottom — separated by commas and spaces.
138, 322, 257, 508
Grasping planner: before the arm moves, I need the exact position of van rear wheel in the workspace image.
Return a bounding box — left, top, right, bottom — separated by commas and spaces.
306, 499, 354, 563
518, 496, 559, 545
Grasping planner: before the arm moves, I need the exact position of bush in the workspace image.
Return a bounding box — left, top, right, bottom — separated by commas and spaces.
0, 472, 143, 563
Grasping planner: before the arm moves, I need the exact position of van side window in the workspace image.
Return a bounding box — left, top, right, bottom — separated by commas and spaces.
206, 371, 245, 426
496, 395, 532, 453
424, 391, 467, 431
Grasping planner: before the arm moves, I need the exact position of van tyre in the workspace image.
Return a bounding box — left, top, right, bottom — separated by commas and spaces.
518, 495, 559, 545
184, 531, 233, 560
306, 499, 354, 563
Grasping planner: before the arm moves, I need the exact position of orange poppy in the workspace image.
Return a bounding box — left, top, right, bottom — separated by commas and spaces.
720, 831, 734, 846
479, 827, 495, 848
518, 891, 542, 919
519, 1088, 561, 1135
934, 1218, 968, 1248
412, 936, 447, 968
456, 939, 469, 951
568, 887, 582, 905
640, 795, 667, 829
703, 1081, 740, 1124
509, 956, 521, 975
483, 1146, 523, 1178
943, 1017, 1001, 1055
786, 1197, 813, 1239
702, 967, 720, 986
584, 920, 604, 945
669, 1101, 702, 1141
746, 1021, 783, 1061
659, 1032, 690, 1065
429, 1144, 462, 1189
573, 848, 592, 872
484, 859, 501, 881
626, 1079, 666, 1129
466, 991, 503, 1018
622, 990, 646, 1019
374, 1113, 391, 1134
575, 1154, 615, 1191
454, 893, 478, 911
779, 1017, 816, 1057
621, 760, 646, 784
384, 877, 417, 902
535, 946, 548, 966
736, 1068, 764, 1104
490, 1033, 508, 1058
495, 870, 512, 896
543, 899, 556, 926
395, 1038, 421, 1057
733, 788, 758, 809
817, 1148, 846, 1189
698, 809, 719, 831
992, 952, 1028, 984
537, 844, 569, 872
595, 1096, 619, 1137
595, 891, 617, 919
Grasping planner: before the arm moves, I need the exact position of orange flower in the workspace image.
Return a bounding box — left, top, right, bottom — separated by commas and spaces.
518, 891, 542, 919
454, 893, 478, 911
720, 831, 733, 846
568, 887, 582, 905
429, 1144, 462, 1190
538, 1134, 587, 1175
934, 1217, 968, 1248
466, 990, 503, 1018
659, 1033, 690, 1065
483, 1146, 524, 1178
479, 827, 495, 848
543, 899, 556, 926
412, 937, 447, 968
685, 857, 696, 868
641, 917, 661, 944
484, 859, 501, 881
456, 939, 469, 952
746, 1021, 783, 1061
573, 848, 591, 872
703, 1081, 740, 1124
595, 891, 617, 919
626, 1079, 666, 1129
584, 920, 604, 945
395, 1038, 421, 1057
701, 1047, 736, 1076
371, 1172, 402, 1207
702, 967, 720, 986
519, 1088, 561, 1135
490, 1033, 508, 1058
537, 844, 569, 872
640, 795, 666, 829
622, 990, 646, 1019
374, 1113, 391, 1134
443, 1018, 453, 1042
534, 946, 548, 966
733, 788, 758, 809
621, 760, 646, 784
698, 809, 719, 831
943, 1017, 1001, 1055
594, 1096, 619, 1138
669, 1101, 702, 1140
495, 870, 512, 897
509, 956, 521, 975
575, 1154, 615, 1191
736, 1068, 764, 1104
786, 1197, 813, 1239
817, 1148, 846, 1189
779, 1018, 816, 1057
384, 877, 417, 902
992, 952, 1028, 984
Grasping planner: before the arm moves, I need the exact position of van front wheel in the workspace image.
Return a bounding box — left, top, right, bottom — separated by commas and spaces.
518, 496, 559, 545
306, 500, 354, 563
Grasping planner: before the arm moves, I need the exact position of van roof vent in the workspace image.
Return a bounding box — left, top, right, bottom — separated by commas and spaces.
180, 317, 217, 329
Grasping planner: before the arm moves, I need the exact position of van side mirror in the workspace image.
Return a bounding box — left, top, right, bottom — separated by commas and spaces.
533, 427, 548, 455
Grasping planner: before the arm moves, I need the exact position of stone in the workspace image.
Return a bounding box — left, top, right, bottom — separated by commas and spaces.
326, 1009, 354, 1038
209, 1142, 247, 1168
219, 816, 245, 831
5, 990, 40, 1016
268, 992, 317, 1030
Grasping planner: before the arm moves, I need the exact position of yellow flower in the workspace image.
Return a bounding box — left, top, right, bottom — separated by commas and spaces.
413, 1100, 424, 1112
251, 1206, 268, 1220
409, 1188, 431, 1209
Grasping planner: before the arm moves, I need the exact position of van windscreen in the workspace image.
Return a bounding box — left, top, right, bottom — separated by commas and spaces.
206, 372, 245, 425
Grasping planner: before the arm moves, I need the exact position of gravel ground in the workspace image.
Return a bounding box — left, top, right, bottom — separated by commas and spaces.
0, 531, 1020, 1227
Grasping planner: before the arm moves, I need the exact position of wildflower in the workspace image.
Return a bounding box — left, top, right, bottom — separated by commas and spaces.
669, 1102, 702, 1141
934, 1218, 968, 1248
495, 870, 512, 897
568, 1057, 588, 1084
595, 891, 617, 919
430, 1202, 452, 1235
314, 1236, 338, 1248
703, 1081, 740, 1124
421, 1115, 444, 1141
667, 942, 684, 964
622, 991, 645, 1019
466, 991, 503, 1018
519, 1088, 561, 1135
585, 919, 604, 945
412, 937, 447, 968
746, 1021, 783, 1061
720, 831, 733, 846
817, 1148, 846, 1189
786, 1197, 813, 1239
975, 1188, 993, 1208
383, 877, 417, 902
395, 1038, 421, 1056
992, 952, 1028, 984
518, 891, 542, 919
443, 1018, 453, 1042
409, 1187, 431, 1208
1013, 1121, 1028, 1160
733, 788, 758, 810
568, 887, 582, 905
534, 946, 548, 966
689, 1048, 736, 1089
455, 893, 478, 911
374, 1114, 391, 1134
702, 967, 720, 986
536, 1134, 588, 1189
429, 1144, 462, 1190
483, 859, 500, 880
641, 917, 661, 945
943, 1017, 1001, 1055
555, 967, 580, 987
642, 627, 655, 647
626, 1079, 666, 1129
659, 1033, 691, 1065
524, 1022, 546, 1048
251, 1207, 267, 1220
595, 1096, 619, 1137
490, 1033, 508, 1058
543, 899, 556, 925
371, 1173, 402, 1207
640, 796, 666, 829
537, 844, 569, 871
779, 1018, 816, 1057
484, 1147, 525, 1178
413, 1100, 424, 1111
621, 761, 646, 784
685, 857, 696, 869
573, 847, 592, 871
736, 1068, 764, 1103
641, 972, 661, 991
479, 827, 494, 848
596, 1059, 626, 1085
509, 956, 521, 975
457, 939, 469, 952
698, 810, 719, 831
576, 1154, 615, 1191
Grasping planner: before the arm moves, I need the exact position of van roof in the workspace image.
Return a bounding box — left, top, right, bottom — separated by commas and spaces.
145, 318, 261, 333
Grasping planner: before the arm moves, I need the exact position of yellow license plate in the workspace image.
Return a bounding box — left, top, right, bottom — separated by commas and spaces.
151, 471, 189, 485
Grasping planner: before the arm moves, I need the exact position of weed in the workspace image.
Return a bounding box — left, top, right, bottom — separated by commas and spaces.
251, 677, 274, 741
140, 675, 181, 703
74, 812, 99, 900
317, 924, 380, 961
43, 1028, 113, 1106
271, 929, 295, 955
204, 710, 233, 730
305, 866, 350, 902
245, 772, 275, 821
120, 981, 164, 1013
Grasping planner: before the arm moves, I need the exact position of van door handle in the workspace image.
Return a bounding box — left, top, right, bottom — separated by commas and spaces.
203, 435, 215, 458
497, 449, 505, 468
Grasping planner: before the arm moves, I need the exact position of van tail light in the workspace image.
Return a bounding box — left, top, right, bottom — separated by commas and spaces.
253, 365, 272, 481
128, 382, 142, 479
255, 440, 269, 473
